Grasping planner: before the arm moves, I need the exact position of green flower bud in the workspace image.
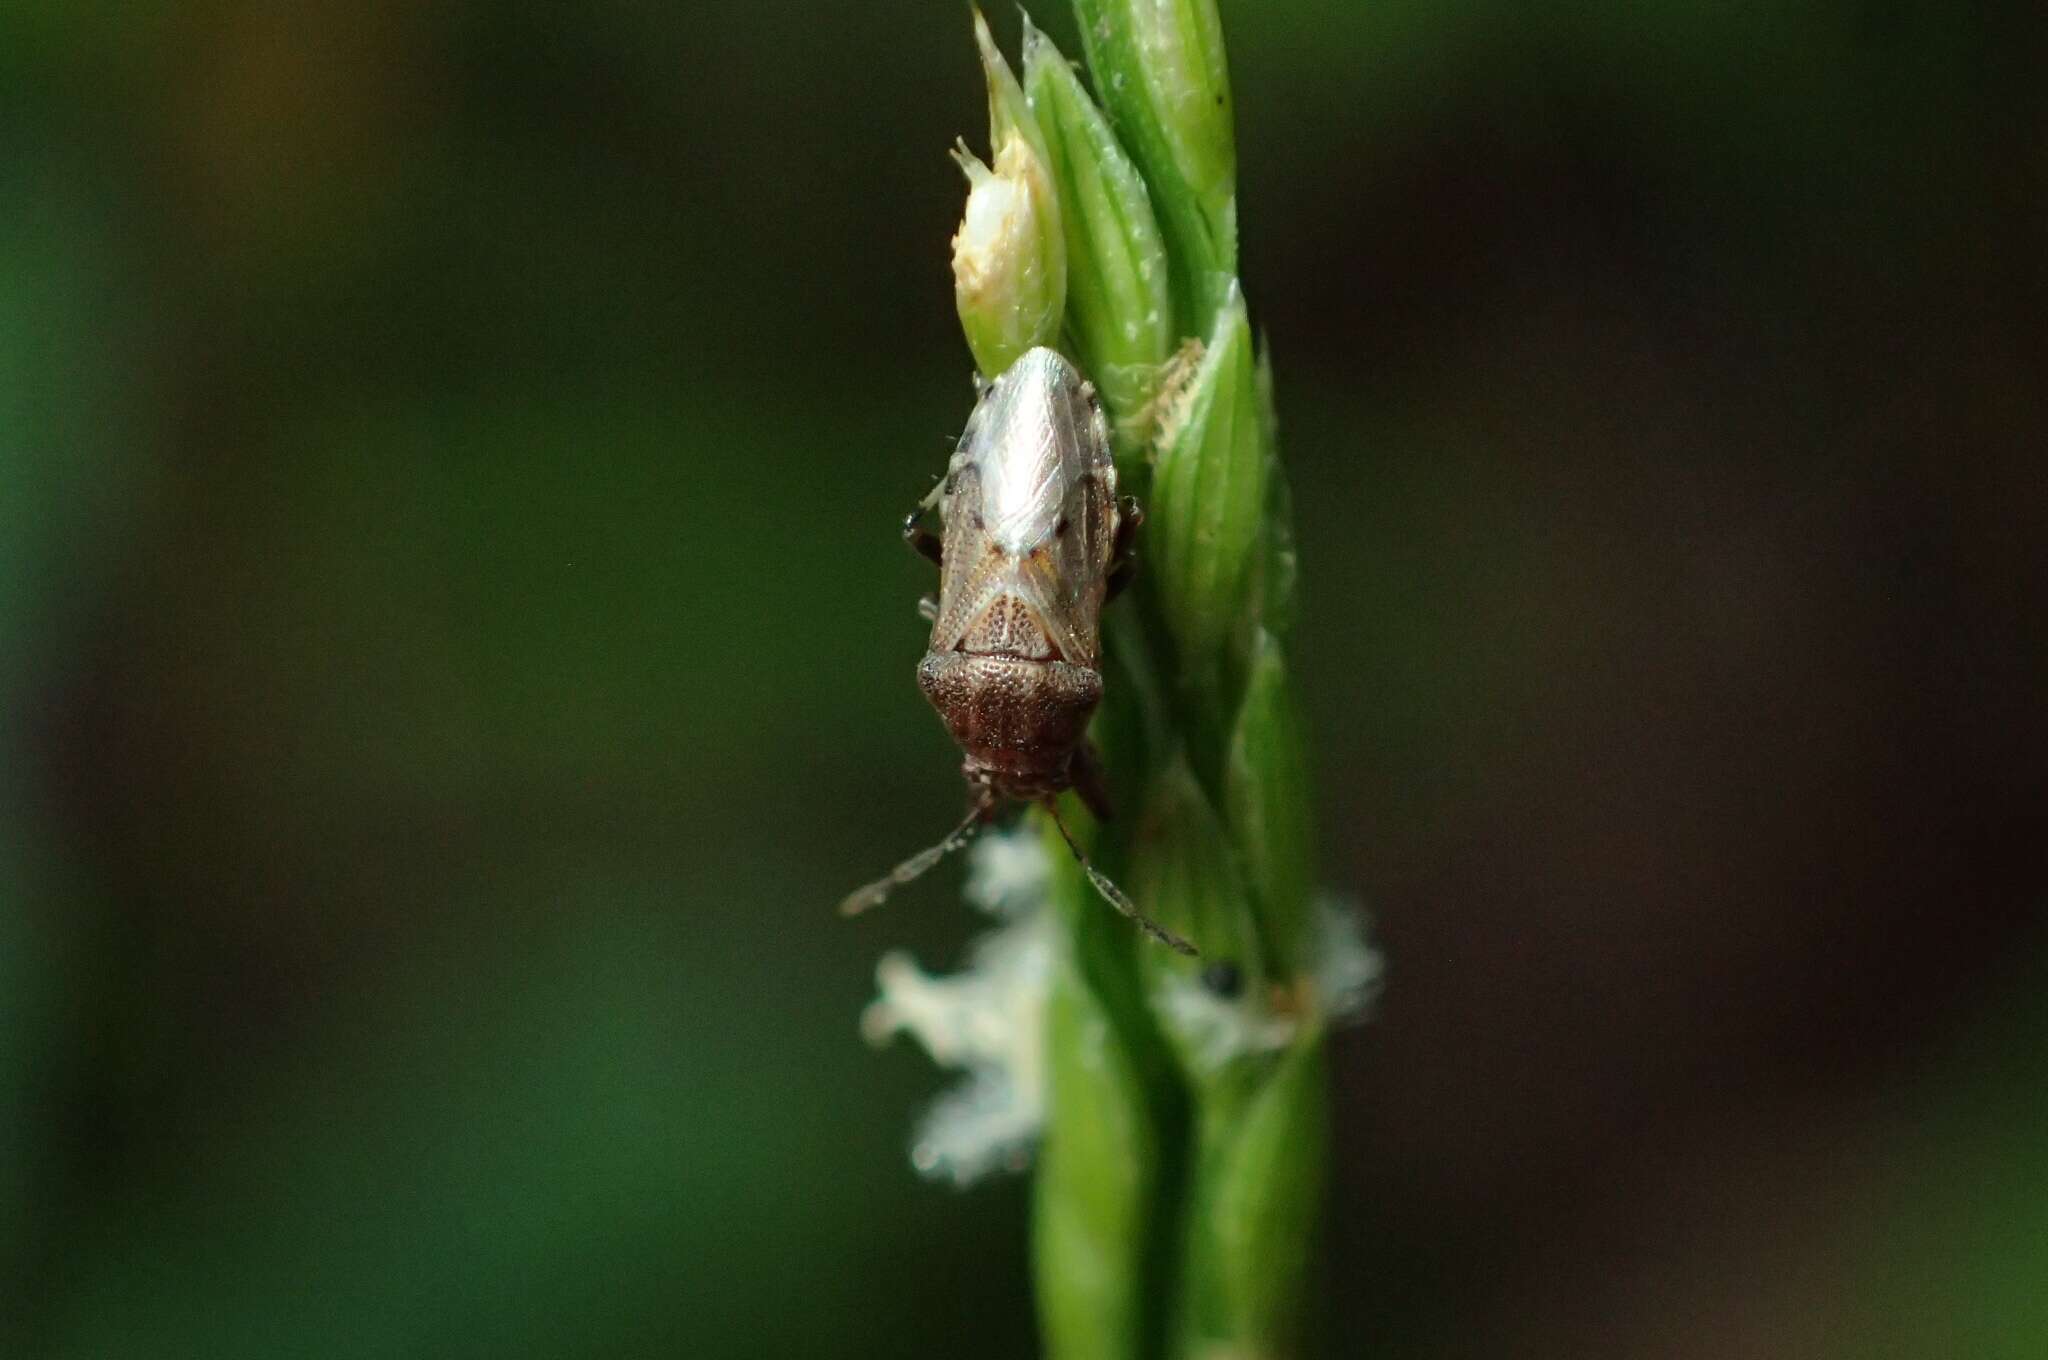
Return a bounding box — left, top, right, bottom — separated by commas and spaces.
1022, 19, 1174, 437
1149, 292, 1268, 671
1129, 758, 1264, 1026
1070, 0, 1239, 329
1123, 758, 1323, 1357
1225, 628, 1314, 975
952, 11, 1066, 377
1182, 1035, 1328, 1358
1128, 0, 1235, 205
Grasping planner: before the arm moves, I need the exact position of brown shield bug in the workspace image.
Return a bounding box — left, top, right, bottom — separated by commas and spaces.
840, 347, 1195, 955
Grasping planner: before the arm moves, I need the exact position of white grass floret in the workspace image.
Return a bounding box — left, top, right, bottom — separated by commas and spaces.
1156, 894, 1383, 1075
861, 829, 1054, 1185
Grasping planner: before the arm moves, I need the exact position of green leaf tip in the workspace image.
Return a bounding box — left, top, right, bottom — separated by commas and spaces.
1023, 18, 1175, 434
1069, 0, 1239, 330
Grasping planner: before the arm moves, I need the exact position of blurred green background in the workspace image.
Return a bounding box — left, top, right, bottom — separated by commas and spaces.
3, 2, 2043, 1356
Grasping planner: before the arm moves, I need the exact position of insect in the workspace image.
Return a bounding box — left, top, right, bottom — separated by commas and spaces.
840, 347, 1196, 955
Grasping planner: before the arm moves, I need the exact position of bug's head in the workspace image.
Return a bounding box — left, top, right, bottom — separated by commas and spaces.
961, 752, 1064, 805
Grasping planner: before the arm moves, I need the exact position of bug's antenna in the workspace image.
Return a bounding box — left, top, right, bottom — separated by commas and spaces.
1044, 800, 1199, 956
839, 800, 990, 918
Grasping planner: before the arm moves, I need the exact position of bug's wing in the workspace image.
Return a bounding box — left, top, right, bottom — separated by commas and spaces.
927, 464, 1002, 652
927, 520, 1105, 670
1004, 552, 1096, 669
1003, 470, 1113, 670
927, 354, 1118, 668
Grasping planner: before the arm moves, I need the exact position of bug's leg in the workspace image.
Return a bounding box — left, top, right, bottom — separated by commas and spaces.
1069, 741, 1115, 823
917, 595, 939, 622
1106, 559, 1136, 601
1045, 797, 1197, 956
903, 507, 944, 568
1106, 496, 1145, 602
838, 789, 996, 919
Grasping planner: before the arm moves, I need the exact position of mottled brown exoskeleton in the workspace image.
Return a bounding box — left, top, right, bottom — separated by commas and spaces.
841, 347, 1194, 954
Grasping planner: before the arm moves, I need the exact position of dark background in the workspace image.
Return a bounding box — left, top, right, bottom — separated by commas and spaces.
4, 2, 2043, 1356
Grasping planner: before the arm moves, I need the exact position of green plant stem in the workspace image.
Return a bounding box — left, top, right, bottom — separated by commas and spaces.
940, 5, 1346, 1356
1018, 6, 1329, 1359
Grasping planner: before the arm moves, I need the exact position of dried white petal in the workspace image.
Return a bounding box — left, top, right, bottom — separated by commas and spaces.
1312, 892, 1383, 1028
861, 831, 1054, 1186
1154, 893, 1383, 1075
962, 825, 1052, 919
1157, 970, 1300, 1074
